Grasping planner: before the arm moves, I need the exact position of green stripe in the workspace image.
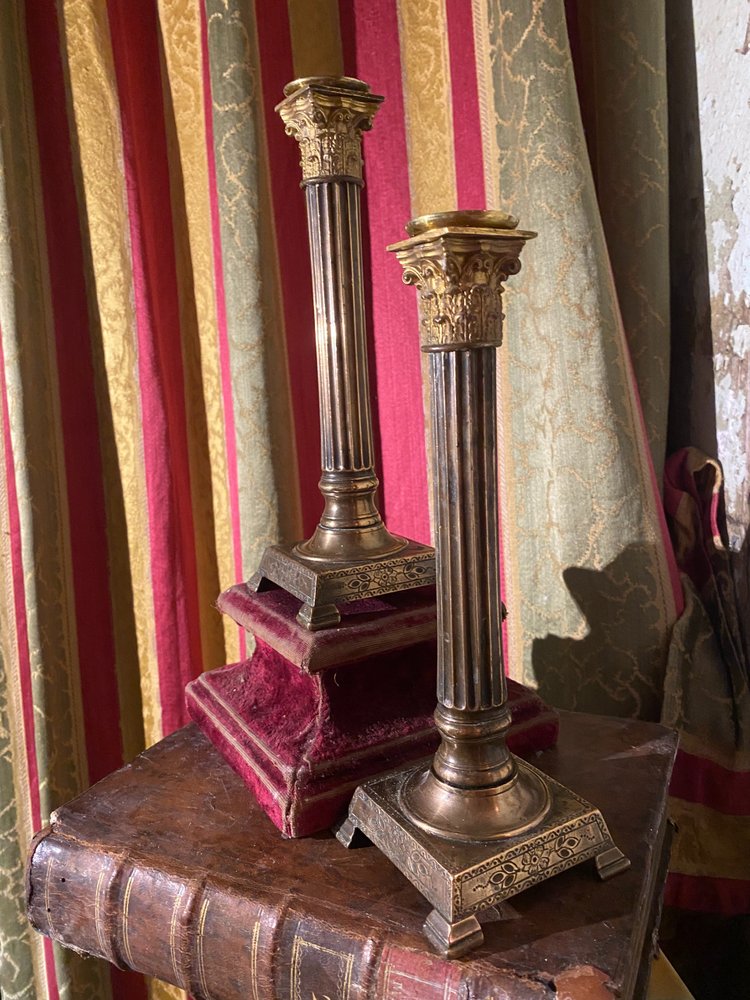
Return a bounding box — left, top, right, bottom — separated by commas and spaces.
205, 0, 302, 574
483, 0, 674, 718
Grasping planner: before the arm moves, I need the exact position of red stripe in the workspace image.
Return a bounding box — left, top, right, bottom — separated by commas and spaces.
254, 2, 320, 537
445, 0, 486, 210
665, 872, 750, 916
670, 748, 750, 816
23, 0, 123, 783
340, 0, 431, 544
199, 2, 245, 661
109, 966, 148, 1000
107, 0, 204, 733
41, 939, 59, 1000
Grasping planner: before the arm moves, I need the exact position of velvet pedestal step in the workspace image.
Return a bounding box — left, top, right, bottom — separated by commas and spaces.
185, 583, 559, 838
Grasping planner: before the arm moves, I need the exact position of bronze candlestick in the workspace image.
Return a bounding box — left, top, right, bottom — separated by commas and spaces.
337, 211, 629, 957
250, 77, 434, 629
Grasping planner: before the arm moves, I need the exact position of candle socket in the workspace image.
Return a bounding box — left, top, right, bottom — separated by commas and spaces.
249, 77, 434, 630
336, 211, 629, 957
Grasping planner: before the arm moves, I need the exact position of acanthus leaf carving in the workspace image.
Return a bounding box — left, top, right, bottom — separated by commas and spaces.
396, 243, 525, 350
277, 87, 381, 181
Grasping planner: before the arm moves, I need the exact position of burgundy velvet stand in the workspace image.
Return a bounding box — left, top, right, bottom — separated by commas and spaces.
186, 584, 559, 838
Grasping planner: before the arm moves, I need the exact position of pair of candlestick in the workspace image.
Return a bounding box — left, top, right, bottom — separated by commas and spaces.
250, 76, 628, 958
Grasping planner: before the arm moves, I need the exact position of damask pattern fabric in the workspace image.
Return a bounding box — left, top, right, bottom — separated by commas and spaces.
475, 0, 681, 718
0, 2, 742, 1000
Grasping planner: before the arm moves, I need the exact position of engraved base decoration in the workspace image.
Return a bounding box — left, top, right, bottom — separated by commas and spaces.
249, 540, 436, 630
337, 759, 630, 959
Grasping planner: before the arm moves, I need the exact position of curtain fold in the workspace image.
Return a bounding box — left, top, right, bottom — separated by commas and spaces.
474, 0, 681, 716
1, 2, 746, 999
570, 0, 671, 485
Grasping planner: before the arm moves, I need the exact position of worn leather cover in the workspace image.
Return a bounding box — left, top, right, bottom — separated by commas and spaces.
27, 712, 677, 999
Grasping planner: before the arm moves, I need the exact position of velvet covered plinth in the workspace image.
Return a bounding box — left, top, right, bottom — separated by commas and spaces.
185, 585, 559, 837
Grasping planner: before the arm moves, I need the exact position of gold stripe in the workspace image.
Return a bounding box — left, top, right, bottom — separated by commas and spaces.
121, 871, 136, 968
196, 897, 212, 1000
250, 919, 261, 1000
669, 797, 750, 881
62, 0, 162, 745
397, 0, 457, 216
160, 24, 226, 675
56, 1, 145, 758
396, 0, 457, 540
157, 0, 239, 663
147, 979, 186, 1000
169, 885, 186, 985
94, 870, 107, 955
287, 0, 343, 78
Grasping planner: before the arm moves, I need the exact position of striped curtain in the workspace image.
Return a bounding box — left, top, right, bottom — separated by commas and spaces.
1, 2, 744, 999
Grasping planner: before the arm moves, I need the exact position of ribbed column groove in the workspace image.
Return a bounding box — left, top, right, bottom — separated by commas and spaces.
305, 181, 374, 473
432, 349, 504, 711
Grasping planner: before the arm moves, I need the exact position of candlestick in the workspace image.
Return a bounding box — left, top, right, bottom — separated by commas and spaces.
337, 211, 629, 958
249, 78, 434, 629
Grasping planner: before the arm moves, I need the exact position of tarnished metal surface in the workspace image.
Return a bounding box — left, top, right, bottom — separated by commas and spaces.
249, 77, 435, 628
339, 213, 629, 956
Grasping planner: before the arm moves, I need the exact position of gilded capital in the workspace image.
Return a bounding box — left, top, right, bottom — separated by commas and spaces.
388, 213, 535, 351
276, 76, 384, 182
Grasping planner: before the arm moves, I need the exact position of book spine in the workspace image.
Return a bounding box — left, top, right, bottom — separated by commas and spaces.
27, 827, 547, 999
27, 828, 284, 997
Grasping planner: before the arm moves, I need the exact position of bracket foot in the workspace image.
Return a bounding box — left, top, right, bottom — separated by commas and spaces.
424, 910, 483, 959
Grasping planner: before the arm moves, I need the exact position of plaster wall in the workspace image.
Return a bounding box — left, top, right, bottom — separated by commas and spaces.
693, 0, 750, 549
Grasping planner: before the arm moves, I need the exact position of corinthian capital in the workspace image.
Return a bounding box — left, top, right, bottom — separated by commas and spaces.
276, 76, 383, 182
388, 211, 535, 352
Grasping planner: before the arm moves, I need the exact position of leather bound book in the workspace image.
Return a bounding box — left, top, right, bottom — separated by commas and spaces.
27, 713, 677, 1000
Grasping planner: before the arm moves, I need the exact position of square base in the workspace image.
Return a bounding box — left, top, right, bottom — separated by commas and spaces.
217, 583, 440, 673
337, 760, 629, 957
249, 540, 436, 629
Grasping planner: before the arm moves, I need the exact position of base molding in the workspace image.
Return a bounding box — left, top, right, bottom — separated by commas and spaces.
337, 759, 629, 956
248, 540, 435, 629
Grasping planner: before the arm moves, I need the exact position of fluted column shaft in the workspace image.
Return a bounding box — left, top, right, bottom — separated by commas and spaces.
276, 76, 403, 563
431, 347, 504, 711
306, 181, 373, 474
390, 214, 534, 798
